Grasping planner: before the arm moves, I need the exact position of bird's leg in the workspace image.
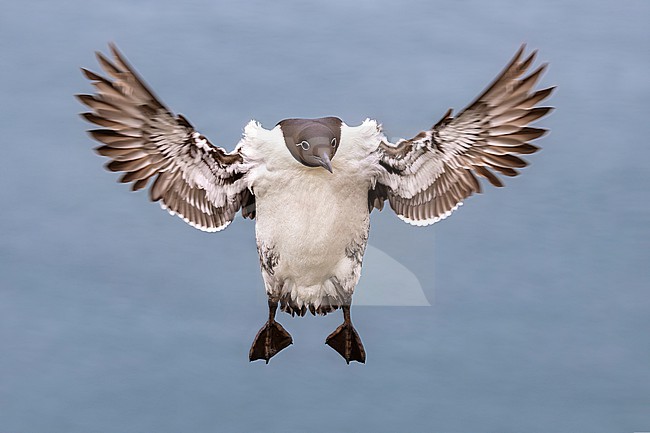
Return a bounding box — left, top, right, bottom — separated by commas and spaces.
249, 298, 293, 363
325, 305, 366, 364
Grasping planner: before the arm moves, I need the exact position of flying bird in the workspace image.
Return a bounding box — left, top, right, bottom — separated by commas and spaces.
78, 44, 554, 364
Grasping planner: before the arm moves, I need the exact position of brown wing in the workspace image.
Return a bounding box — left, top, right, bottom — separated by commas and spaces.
377, 45, 554, 225
78, 44, 254, 232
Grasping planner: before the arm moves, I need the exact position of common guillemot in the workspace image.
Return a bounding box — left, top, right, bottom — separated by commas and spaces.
78, 44, 553, 363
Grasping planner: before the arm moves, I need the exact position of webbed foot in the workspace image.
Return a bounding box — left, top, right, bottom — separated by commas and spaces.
325, 305, 366, 364
249, 298, 292, 363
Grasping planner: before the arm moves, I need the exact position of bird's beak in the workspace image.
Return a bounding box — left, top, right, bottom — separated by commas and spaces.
317, 152, 333, 173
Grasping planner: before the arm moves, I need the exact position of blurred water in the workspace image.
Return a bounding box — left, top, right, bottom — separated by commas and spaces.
1, 1, 649, 432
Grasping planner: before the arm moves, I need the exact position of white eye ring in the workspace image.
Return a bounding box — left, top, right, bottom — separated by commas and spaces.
331, 138, 337, 147
299, 140, 310, 151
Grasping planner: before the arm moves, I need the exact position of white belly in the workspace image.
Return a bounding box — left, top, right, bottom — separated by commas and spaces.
253, 164, 370, 312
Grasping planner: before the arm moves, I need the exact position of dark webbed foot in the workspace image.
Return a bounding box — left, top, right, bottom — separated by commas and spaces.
249, 321, 292, 363
325, 305, 366, 364
249, 299, 292, 363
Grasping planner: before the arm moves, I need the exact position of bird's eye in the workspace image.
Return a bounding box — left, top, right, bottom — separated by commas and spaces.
331, 138, 337, 147
299, 141, 310, 151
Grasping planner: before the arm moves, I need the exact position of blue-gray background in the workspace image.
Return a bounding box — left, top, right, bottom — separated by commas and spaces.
1, 1, 648, 432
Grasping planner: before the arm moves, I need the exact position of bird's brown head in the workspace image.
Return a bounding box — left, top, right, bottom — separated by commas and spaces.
278, 117, 342, 173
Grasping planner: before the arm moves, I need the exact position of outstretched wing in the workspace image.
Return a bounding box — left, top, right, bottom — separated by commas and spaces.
78, 44, 255, 232
376, 45, 554, 226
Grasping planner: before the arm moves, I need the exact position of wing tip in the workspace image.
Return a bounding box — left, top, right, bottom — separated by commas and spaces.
80, 67, 99, 81
75, 93, 95, 107
514, 43, 526, 61
108, 42, 128, 68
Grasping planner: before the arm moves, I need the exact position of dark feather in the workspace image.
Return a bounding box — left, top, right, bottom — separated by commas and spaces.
475, 166, 504, 187
131, 178, 149, 191
89, 130, 142, 147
